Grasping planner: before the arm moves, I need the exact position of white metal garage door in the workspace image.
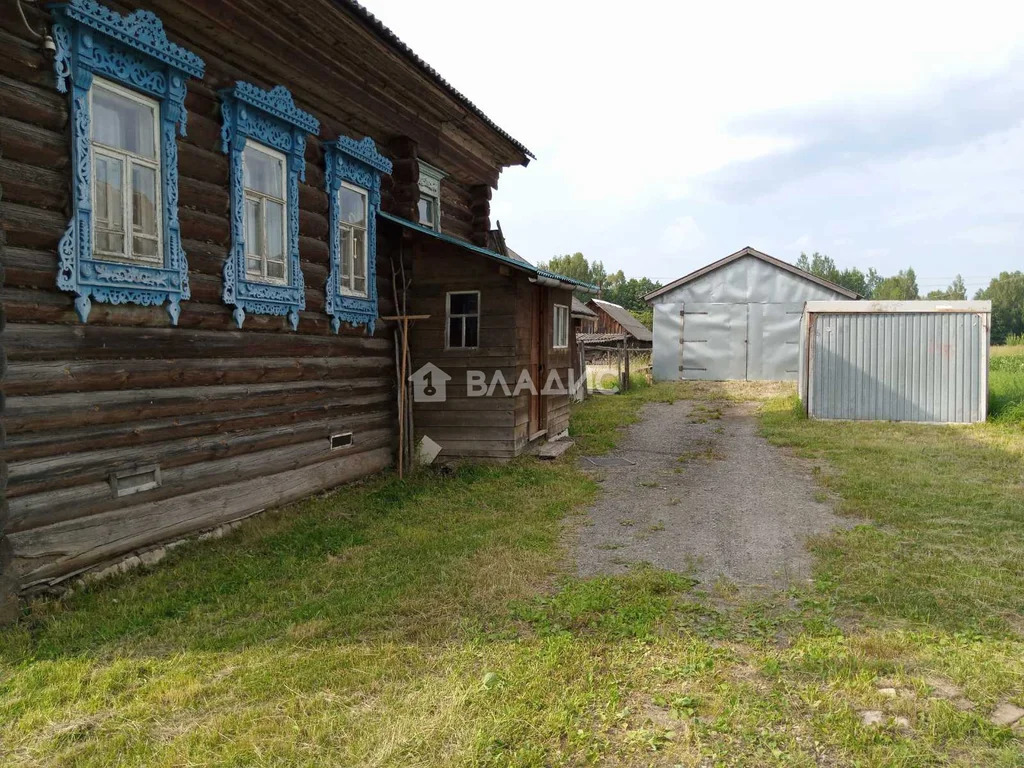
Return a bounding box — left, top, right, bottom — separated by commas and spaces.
653, 302, 804, 381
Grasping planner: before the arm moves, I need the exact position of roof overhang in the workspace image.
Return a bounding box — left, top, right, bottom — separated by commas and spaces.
378, 212, 598, 293
643, 246, 862, 302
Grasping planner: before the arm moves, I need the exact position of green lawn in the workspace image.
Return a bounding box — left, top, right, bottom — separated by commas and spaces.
1, 357, 1023, 766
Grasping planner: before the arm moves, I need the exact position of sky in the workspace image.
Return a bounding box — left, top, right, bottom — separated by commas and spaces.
365, 0, 1024, 296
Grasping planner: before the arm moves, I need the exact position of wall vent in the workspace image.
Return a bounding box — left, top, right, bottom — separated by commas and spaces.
109, 464, 161, 497
330, 432, 354, 450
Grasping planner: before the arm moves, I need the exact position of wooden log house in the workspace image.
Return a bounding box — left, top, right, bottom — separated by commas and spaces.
0, 0, 594, 617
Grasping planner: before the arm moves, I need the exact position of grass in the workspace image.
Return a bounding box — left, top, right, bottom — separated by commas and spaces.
1, 359, 1023, 765
989, 346, 1024, 424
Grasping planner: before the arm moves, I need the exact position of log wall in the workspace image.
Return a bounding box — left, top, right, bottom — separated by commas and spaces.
0, 0, 525, 595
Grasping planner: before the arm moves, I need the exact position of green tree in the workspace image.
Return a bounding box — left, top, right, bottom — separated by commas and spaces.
975, 271, 1024, 344
874, 268, 920, 300
926, 274, 967, 301
538, 254, 662, 309
796, 251, 870, 296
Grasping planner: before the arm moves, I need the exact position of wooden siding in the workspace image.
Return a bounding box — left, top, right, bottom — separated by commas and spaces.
0, 1, 524, 593
405, 235, 573, 460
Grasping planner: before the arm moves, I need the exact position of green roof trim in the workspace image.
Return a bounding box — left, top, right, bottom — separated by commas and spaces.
378, 211, 598, 293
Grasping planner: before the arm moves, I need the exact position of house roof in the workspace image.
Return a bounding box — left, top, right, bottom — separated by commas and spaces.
642, 246, 861, 302
590, 299, 654, 342
379, 212, 599, 293
572, 297, 597, 318
339, 1, 534, 163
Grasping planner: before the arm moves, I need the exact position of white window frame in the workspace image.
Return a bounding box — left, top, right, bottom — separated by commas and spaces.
339, 180, 369, 297
446, 290, 480, 349
417, 160, 446, 232
89, 77, 162, 266
553, 303, 569, 348
242, 141, 289, 286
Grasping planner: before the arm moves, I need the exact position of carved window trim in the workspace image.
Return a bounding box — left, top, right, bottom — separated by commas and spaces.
51, 0, 205, 325
219, 82, 319, 330
416, 160, 445, 232
324, 137, 392, 334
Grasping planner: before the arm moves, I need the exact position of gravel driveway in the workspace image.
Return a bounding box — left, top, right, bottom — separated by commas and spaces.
572, 397, 853, 590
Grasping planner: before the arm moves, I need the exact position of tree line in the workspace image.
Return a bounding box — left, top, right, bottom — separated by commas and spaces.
541, 251, 1023, 344
795, 252, 1024, 344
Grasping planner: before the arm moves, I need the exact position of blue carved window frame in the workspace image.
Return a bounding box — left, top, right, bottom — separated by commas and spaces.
219, 82, 319, 331
50, 0, 205, 325
324, 137, 392, 334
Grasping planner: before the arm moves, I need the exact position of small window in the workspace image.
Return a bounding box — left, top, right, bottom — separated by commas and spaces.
447, 291, 479, 349
339, 182, 369, 296
417, 160, 445, 232
90, 78, 161, 265
417, 194, 437, 230
553, 304, 569, 348
242, 142, 288, 284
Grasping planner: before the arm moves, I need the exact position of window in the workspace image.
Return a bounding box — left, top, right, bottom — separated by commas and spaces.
417, 160, 445, 231
447, 291, 480, 349
339, 182, 368, 296
417, 195, 437, 230
324, 136, 391, 334
51, 3, 204, 325
242, 143, 288, 285
220, 82, 319, 330
553, 304, 569, 348
91, 79, 161, 264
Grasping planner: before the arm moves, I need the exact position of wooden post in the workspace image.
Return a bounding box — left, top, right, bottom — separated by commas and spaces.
381, 314, 430, 479
618, 342, 626, 391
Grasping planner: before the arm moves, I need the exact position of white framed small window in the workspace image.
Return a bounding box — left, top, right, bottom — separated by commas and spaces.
242, 141, 288, 285
339, 181, 368, 296
553, 304, 569, 348
417, 160, 445, 231
89, 77, 162, 265
446, 291, 479, 349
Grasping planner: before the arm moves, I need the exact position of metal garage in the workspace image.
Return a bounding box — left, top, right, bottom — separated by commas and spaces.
645, 247, 859, 381
799, 300, 991, 423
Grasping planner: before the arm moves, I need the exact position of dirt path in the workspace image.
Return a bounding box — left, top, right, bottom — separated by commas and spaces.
572, 398, 854, 590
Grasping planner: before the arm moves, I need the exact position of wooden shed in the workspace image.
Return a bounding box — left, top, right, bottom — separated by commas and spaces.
587, 298, 653, 347
0, 0, 587, 614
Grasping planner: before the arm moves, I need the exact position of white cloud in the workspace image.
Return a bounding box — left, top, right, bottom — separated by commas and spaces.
364, 0, 1024, 288
658, 216, 706, 255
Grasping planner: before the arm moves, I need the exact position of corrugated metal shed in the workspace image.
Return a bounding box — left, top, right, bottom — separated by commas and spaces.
647, 248, 855, 381
800, 301, 992, 423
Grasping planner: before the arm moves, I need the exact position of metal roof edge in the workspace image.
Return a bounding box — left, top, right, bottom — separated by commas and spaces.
804, 300, 992, 314
378, 211, 598, 292
643, 246, 861, 301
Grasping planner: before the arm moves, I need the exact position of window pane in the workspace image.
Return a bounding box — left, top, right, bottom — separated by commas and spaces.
96, 231, 125, 254
354, 229, 366, 278
340, 186, 366, 227
266, 260, 286, 280
92, 84, 155, 157
341, 227, 354, 288
418, 196, 435, 228
94, 155, 123, 232
131, 163, 158, 237
133, 235, 159, 259
245, 256, 262, 277
245, 198, 261, 256
464, 316, 479, 347
448, 317, 463, 347
243, 145, 284, 197
265, 199, 285, 261
449, 292, 477, 315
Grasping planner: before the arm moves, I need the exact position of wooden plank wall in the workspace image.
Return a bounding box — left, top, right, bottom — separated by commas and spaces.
407, 238, 525, 460
0, 1, 520, 592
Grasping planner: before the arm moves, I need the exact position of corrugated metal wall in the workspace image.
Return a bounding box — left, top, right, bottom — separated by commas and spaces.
650, 255, 848, 381
806, 309, 989, 423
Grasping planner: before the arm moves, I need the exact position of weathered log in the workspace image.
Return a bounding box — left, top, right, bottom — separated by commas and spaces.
10, 445, 394, 585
